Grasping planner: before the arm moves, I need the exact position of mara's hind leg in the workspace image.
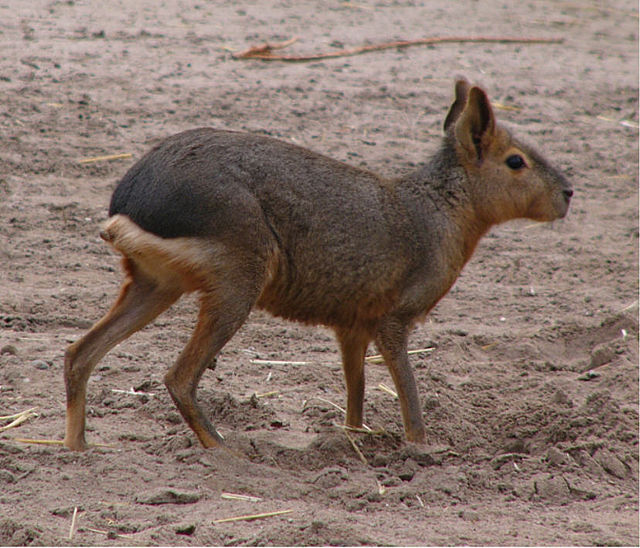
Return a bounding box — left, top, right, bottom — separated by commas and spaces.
64, 260, 182, 451
163, 286, 257, 448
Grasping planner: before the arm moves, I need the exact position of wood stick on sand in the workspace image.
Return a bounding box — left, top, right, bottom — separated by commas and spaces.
233, 35, 564, 61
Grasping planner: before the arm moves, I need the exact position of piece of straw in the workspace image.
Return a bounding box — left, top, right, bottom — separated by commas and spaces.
0, 409, 38, 432
365, 347, 434, 364
221, 492, 262, 503
80, 526, 137, 538
343, 428, 369, 466
0, 407, 38, 421
315, 397, 371, 431
68, 507, 78, 541
491, 101, 521, 112
11, 438, 64, 445
597, 115, 639, 129
377, 383, 398, 399
254, 391, 280, 399
618, 300, 638, 312
12, 438, 115, 448
250, 359, 310, 366
112, 388, 156, 397
213, 509, 293, 524
78, 153, 132, 164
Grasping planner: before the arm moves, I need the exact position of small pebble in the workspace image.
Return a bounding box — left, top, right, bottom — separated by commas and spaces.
31, 359, 50, 370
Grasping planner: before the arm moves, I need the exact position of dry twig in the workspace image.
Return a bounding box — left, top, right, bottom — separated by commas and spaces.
233, 36, 563, 62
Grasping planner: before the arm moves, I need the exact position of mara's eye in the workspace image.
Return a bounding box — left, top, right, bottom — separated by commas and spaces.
506, 154, 526, 170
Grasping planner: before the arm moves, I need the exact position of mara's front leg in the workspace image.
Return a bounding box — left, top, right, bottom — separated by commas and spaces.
374, 318, 426, 443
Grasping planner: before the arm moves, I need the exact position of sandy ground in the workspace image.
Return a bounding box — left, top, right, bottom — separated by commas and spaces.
0, 0, 638, 545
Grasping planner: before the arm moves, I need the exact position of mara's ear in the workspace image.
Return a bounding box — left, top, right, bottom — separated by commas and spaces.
443, 78, 471, 132
454, 86, 496, 163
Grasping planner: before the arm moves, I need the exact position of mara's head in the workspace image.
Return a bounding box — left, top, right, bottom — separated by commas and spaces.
443, 78, 573, 225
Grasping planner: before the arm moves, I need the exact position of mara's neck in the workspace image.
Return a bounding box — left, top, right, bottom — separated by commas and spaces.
394, 143, 493, 273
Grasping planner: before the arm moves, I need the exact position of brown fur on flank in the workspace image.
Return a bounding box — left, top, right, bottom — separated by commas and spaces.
64, 79, 573, 451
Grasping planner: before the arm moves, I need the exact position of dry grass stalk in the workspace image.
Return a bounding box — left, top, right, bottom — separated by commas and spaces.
78, 153, 132, 164
0, 408, 38, 432
316, 396, 372, 431
254, 390, 280, 399
491, 101, 521, 112
250, 359, 310, 366
0, 407, 37, 421
12, 438, 64, 445
221, 492, 263, 503
597, 115, 639, 129
618, 300, 638, 312
80, 526, 136, 538
68, 507, 78, 541
343, 429, 369, 466
336, 424, 374, 435
213, 509, 293, 524
377, 383, 398, 399
13, 438, 114, 448
365, 347, 433, 364
112, 387, 156, 397
233, 36, 563, 62
481, 342, 499, 351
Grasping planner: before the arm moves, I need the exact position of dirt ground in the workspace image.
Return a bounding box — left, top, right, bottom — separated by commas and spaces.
0, 0, 638, 545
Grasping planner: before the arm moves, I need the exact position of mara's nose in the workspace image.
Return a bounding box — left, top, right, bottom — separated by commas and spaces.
563, 189, 573, 200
